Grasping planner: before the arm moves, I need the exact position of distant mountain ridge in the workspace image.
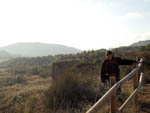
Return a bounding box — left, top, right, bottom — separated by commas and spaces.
130, 40, 150, 46
0, 40, 149, 58
0, 42, 82, 57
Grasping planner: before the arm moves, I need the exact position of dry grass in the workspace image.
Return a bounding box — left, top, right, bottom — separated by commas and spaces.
0, 68, 51, 113
0, 66, 149, 113
44, 71, 102, 113
137, 84, 150, 113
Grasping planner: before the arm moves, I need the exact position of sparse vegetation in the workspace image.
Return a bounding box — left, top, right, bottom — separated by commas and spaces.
0, 46, 150, 113
0, 68, 51, 113
44, 71, 102, 113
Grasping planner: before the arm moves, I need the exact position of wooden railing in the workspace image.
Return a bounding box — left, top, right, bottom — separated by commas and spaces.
86, 58, 143, 113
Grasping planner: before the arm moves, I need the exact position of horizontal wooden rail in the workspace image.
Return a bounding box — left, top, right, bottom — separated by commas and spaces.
117, 73, 143, 113
86, 58, 143, 113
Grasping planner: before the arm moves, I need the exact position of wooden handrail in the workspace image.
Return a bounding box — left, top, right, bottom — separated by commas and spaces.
86, 58, 143, 113
117, 73, 143, 113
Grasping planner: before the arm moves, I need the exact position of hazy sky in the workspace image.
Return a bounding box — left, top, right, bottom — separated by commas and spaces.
0, 0, 150, 50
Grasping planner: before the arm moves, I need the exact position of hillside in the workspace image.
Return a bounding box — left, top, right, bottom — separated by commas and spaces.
0, 68, 51, 113
0, 51, 20, 58
0, 49, 150, 113
0, 47, 150, 113
130, 40, 150, 46
0, 51, 13, 58
1, 42, 150, 113
0, 42, 82, 57
0, 55, 54, 67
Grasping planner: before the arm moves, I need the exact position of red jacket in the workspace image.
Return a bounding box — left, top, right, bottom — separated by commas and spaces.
101, 57, 137, 83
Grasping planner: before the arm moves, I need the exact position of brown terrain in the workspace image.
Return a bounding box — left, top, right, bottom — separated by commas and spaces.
0, 68, 51, 113
0, 66, 150, 113
138, 84, 150, 113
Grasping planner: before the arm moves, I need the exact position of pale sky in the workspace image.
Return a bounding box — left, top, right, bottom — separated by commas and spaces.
0, 0, 150, 50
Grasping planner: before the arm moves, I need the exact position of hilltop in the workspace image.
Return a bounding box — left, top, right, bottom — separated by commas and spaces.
0, 42, 82, 57
130, 40, 150, 46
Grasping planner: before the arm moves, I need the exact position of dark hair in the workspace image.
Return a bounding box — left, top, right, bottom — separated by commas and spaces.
105, 50, 113, 56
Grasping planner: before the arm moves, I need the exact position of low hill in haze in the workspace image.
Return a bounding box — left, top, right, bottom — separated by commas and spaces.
0, 42, 82, 57
130, 40, 150, 46
0, 51, 20, 61
0, 51, 13, 58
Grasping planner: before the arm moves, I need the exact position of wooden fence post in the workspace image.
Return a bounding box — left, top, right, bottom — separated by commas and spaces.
133, 57, 139, 104
110, 77, 118, 113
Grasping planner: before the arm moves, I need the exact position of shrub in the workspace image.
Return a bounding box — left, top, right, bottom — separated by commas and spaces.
39, 71, 51, 78
44, 71, 101, 112
7, 66, 29, 75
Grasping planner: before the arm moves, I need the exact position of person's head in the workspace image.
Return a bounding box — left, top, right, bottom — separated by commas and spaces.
105, 50, 113, 60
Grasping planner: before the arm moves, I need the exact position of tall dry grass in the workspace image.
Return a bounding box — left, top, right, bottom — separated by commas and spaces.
44, 71, 103, 113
